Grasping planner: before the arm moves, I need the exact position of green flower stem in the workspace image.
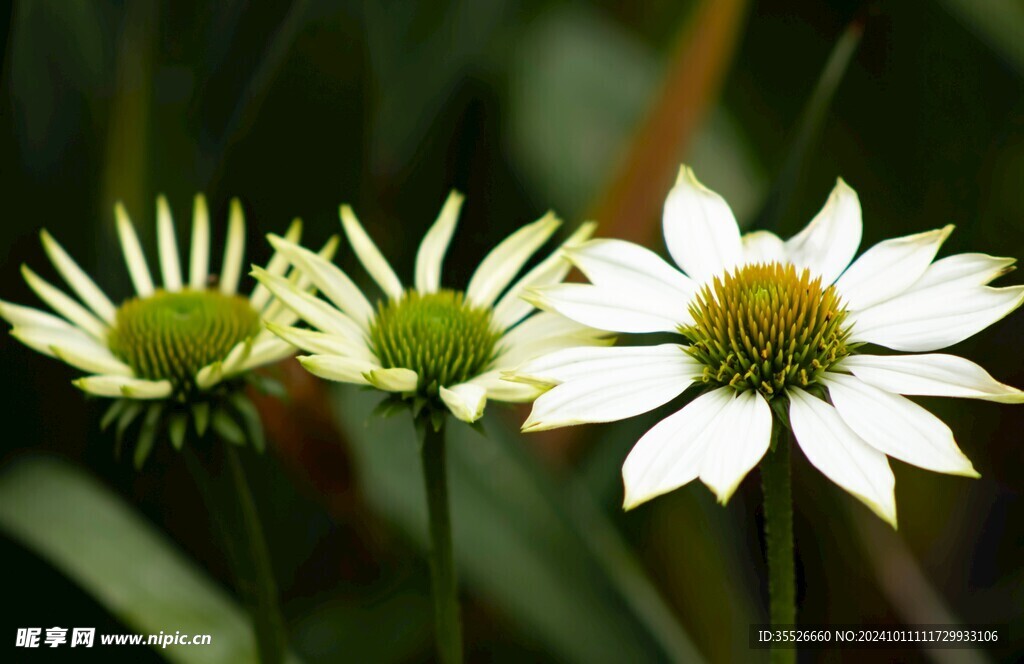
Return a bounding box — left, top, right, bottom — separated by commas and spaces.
419, 418, 463, 664
188, 445, 288, 664
223, 445, 288, 664
761, 423, 796, 664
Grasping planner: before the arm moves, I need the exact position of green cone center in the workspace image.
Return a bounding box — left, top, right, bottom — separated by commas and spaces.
369, 289, 501, 393
108, 289, 261, 389
682, 262, 851, 399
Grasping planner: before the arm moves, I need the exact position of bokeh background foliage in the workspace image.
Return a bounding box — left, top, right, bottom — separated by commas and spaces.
1, 0, 1023, 662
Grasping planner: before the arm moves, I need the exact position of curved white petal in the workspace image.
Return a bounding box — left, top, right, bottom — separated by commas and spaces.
74, 375, 172, 400
519, 345, 699, 431
839, 353, 1024, 404
268, 234, 374, 328
219, 199, 246, 295
11, 325, 127, 376
365, 367, 419, 392
251, 267, 366, 344
115, 203, 155, 296
848, 284, 1024, 352
237, 336, 294, 372
823, 372, 978, 477
466, 212, 561, 307
339, 205, 403, 299
621, 387, 734, 510
741, 230, 785, 265
415, 191, 463, 293
40, 230, 117, 323
189, 194, 210, 289
21, 266, 107, 340
784, 178, 862, 285
495, 311, 614, 370
440, 382, 488, 423
297, 354, 378, 385
906, 253, 1016, 292
788, 387, 897, 527
564, 238, 696, 319
156, 196, 183, 291
698, 391, 773, 504
468, 370, 544, 403
250, 219, 303, 310
492, 222, 597, 330
0, 300, 77, 331
527, 283, 686, 333
262, 236, 341, 328
264, 322, 375, 362
662, 166, 742, 283
835, 225, 953, 310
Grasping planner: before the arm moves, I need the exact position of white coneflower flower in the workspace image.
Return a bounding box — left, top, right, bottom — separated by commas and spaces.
513, 166, 1024, 526
254, 191, 610, 428
1, 195, 336, 465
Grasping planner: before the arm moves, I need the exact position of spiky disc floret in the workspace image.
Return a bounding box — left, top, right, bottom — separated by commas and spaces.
682, 262, 851, 398
370, 289, 500, 395
108, 289, 261, 394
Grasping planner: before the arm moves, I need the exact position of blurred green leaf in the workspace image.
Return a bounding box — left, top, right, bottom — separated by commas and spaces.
333, 388, 705, 664
0, 457, 301, 664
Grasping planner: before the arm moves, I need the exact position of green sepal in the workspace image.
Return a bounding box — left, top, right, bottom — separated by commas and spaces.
114, 402, 144, 460
212, 409, 246, 446
767, 395, 792, 441
230, 394, 265, 453
429, 409, 445, 433
371, 396, 409, 419
133, 404, 163, 470
168, 413, 188, 452
101, 400, 128, 431
245, 373, 287, 400
192, 402, 211, 436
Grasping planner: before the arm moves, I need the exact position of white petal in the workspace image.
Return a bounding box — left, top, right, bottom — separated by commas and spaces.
848, 284, 1024, 352
823, 372, 979, 477
251, 267, 366, 344
621, 387, 734, 510
115, 202, 155, 296
495, 311, 614, 370
698, 391, 772, 504
40, 230, 116, 323
264, 322, 375, 362
297, 354, 378, 385
250, 219, 303, 310
907, 252, 1016, 292
788, 387, 897, 527
237, 336, 295, 372
839, 353, 1024, 404
835, 225, 953, 310
440, 382, 488, 423
519, 345, 699, 431
365, 367, 419, 392
662, 166, 742, 282
267, 234, 374, 328
784, 178, 862, 284
499, 311, 611, 354
526, 283, 686, 333
466, 212, 561, 307
219, 199, 246, 295
564, 238, 696, 321
74, 375, 172, 400
11, 325, 127, 376
21, 265, 107, 339
156, 196, 183, 291
264, 236, 342, 329
339, 205, 403, 299
414, 191, 463, 293
196, 339, 253, 389
513, 343, 695, 385
492, 222, 597, 330
0, 300, 76, 331
468, 370, 544, 403
189, 194, 210, 289
741, 230, 785, 264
